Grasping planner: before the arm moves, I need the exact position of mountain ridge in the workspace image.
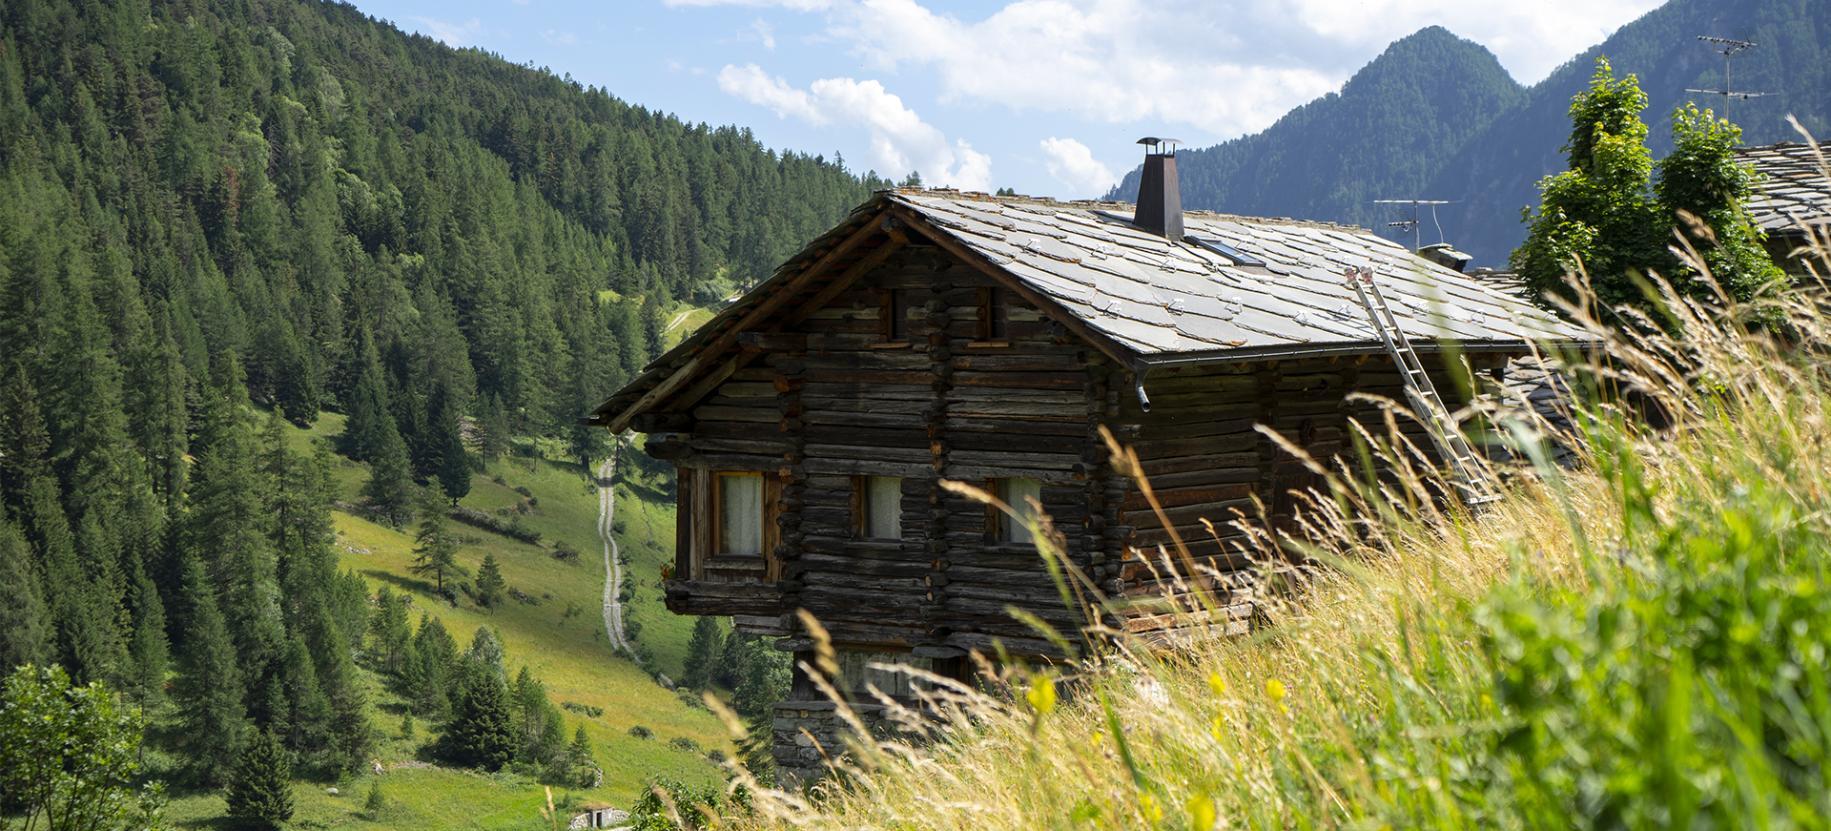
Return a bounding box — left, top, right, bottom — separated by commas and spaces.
1110, 0, 1831, 266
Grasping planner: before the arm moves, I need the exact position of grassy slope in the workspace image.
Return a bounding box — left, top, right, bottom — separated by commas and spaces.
728, 250, 1831, 825
165, 411, 727, 830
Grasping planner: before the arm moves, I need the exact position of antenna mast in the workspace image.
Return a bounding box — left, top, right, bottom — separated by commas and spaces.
1374, 199, 1451, 251
1685, 35, 1769, 121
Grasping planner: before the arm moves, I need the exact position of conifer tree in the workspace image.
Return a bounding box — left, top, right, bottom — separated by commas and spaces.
127, 566, 170, 705
563, 724, 600, 788
338, 332, 393, 462
188, 374, 285, 675
367, 586, 412, 674
172, 553, 247, 785
314, 611, 372, 774
405, 614, 458, 720
681, 616, 722, 690
362, 423, 415, 527
478, 393, 510, 464
431, 383, 472, 503
442, 663, 516, 771
411, 506, 465, 597
0, 519, 52, 669
474, 553, 506, 609
225, 730, 294, 831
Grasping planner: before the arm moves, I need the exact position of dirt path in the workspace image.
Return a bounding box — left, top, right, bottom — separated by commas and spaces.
597, 448, 634, 658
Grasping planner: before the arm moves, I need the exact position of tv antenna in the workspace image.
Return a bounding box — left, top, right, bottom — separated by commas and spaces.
1685, 35, 1769, 121
1373, 198, 1451, 251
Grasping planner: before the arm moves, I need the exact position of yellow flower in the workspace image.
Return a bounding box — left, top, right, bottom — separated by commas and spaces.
1186, 793, 1217, 831
1264, 678, 1287, 703
1139, 792, 1164, 824
1209, 714, 1226, 741
1025, 676, 1057, 716
1207, 672, 1227, 697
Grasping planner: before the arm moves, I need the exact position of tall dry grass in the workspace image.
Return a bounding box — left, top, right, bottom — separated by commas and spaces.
663, 136, 1831, 831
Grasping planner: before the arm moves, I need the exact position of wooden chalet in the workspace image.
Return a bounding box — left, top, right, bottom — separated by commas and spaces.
589, 141, 1577, 783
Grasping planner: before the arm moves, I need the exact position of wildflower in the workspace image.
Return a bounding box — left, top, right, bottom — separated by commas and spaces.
1025, 676, 1057, 717
1209, 714, 1225, 742
1207, 671, 1227, 697
1265, 678, 1290, 716
1139, 792, 1164, 824
1186, 793, 1217, 831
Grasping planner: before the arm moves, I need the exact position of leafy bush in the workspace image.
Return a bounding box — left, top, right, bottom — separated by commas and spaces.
667, 737, 700, 753
628, 725, 654, 740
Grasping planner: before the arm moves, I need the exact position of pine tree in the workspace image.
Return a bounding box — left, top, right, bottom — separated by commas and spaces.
127, 567, 170, 705
411, 506, 466, 598
367, 586, 412, 674
362, 423, 415, 527
474, 553, 506, 609
405, 614, 457, 720
188, 377, 285, 675
225, 730, 295, 831
338, 332, 393, 462
363, 779, 387, 819
441, 663, 516, 771
563, 724, 600, 788
431, 383, 472, 503
681, 616, 722, 691
0, 519, 52, 669
172, 552, 247, 785
478, 393, 510, 464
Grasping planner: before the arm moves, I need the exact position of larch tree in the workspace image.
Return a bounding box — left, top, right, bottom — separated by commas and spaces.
410, 506, 466, 597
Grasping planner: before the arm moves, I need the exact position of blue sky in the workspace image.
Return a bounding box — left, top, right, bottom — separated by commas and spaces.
352, 0, 1664, 199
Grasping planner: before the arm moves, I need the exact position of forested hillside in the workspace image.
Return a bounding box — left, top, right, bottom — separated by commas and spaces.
0, 0, 874, 821
1106, 26, 1523, 232
1428, 0, 1831, 264
1111, 0, 1830, 265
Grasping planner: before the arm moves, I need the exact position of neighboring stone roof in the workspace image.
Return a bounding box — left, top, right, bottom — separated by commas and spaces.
590, 189, 1584, 430
1738, 142, 1831, 235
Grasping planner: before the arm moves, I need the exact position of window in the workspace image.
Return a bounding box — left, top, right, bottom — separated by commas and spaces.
977, 287, 1010, 341
880, 289, 911, 342
715, 472, 764, 556
857, 476, 903, 540
993, 477, 1042, 545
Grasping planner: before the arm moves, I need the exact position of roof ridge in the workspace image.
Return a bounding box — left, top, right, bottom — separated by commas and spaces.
885, 188, 1372, 234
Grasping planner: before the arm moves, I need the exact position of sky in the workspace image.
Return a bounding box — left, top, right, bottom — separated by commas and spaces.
352, 0, 1666, 199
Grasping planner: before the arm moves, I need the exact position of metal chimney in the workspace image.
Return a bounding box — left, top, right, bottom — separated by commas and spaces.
1133, 137, 1183, 239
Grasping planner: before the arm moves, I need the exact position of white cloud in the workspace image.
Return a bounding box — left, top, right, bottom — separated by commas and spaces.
541, 28, 578, 46
718, 65, 993, 191
748, 18, 777, 50
1269, 0, 1663, 84
411, 16, 483, 47
802, 0, 1660, 141
1038, 137, 1115, 196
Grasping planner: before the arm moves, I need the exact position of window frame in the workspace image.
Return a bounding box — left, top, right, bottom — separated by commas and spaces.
988, 476, 1042, 546
975, 286, 1011, 344
879, 288, 911, 343
711, 470, 766, 558
853, 475, 905, 541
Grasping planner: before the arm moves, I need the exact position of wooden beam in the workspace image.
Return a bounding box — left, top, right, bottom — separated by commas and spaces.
655, 238, 908, 416
603, 215, 887, 432
886, 204, 1138, 370
737, 332, 809, 352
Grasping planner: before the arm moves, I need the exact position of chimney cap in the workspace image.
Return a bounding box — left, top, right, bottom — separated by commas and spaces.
1136, 136, 1182, 153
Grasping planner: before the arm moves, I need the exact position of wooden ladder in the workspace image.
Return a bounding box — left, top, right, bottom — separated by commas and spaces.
1344, 266, 1501, 508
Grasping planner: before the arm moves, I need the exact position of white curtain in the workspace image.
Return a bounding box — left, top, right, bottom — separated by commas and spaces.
865, 476, 903, 539
1001, 478, 1041, 545
719, 474, 763, 556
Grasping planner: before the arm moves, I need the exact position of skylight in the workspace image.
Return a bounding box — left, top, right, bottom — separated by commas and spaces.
1184, 234, 1266, 268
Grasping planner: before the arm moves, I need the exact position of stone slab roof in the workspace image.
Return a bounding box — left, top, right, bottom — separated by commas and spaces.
1738, 142, 1831, 235
590, 189, 1584, 430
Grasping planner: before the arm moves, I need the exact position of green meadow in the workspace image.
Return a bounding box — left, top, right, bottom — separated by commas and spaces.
164, 412, 727, 829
